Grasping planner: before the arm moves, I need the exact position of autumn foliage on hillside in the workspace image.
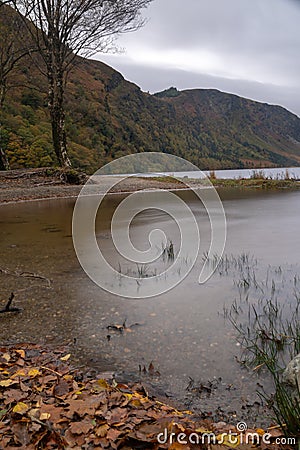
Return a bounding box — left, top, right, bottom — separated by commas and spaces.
1, 7, 300, 172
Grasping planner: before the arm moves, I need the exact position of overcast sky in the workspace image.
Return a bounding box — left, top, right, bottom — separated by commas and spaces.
96, 0, 300, 117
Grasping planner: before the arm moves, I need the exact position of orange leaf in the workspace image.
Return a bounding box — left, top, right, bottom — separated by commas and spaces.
15, 349, 26, 359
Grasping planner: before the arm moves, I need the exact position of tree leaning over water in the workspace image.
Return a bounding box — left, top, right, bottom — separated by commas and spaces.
5, 0, 153, 168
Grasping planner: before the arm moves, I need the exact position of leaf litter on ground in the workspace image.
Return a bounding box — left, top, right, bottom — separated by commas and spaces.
0, 344, 292, 449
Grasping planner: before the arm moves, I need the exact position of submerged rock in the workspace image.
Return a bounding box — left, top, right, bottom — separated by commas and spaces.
282, 354, 300, 398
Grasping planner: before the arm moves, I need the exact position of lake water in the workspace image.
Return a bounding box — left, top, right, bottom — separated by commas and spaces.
206, 166, 300, 179
0, 187, 299, 425
137, 166, 300, 180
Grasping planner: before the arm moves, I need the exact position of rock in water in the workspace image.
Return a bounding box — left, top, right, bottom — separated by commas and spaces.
282, 354, 300, 397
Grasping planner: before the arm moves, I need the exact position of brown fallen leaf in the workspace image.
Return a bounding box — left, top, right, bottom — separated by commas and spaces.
19, 380, 30, 393
4, 388, 25, 405
106, 427, 123, 441
12, 422, 31, 446
95, 423, 109, 437
0, 343, 293, 450
53, 378, 69, 397
69, 418, 94, 435
106, 407, 128, 426
269, 428, 285, 438
64, 397, 100, 418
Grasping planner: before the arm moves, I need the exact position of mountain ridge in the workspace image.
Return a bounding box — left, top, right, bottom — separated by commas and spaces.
155, 85, 300, 117
1, 9, 300, 172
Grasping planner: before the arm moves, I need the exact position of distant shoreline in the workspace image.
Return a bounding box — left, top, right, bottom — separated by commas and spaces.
0, 168, 299, 205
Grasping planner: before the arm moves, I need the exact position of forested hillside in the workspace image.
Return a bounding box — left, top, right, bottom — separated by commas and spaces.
1, 7, 300, 172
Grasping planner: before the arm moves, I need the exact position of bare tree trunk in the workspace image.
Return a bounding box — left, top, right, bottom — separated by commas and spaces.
7, 0, 152, 170
0, 81, 10, 171
0, 83, 6, 109
0, 147, 9, 170
47, 69, 71, 168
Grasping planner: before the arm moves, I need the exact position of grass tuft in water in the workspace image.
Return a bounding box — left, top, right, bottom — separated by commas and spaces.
226, 259, 300, 441
162, 240, 175, 262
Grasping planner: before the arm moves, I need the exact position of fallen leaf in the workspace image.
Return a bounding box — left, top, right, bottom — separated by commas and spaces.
256, 428, 265, 436
269, 428, 285, 438
1, 343, 289, 450
2, 353, 10, 362
63, 374, 73, 381
15, 349, 26, 359
11, 369, 26, 378
95, 424, 109, 437
28, 368, 41, 378
40, 404, 65, 423
92, 379, 109, 393
12, 402, 29, 415
64, 428, 78, 447
217, 434, 241, 448
0, 379, 17, 388
40, 412, 51, 420
53, 379, 69, 397
106, 428, 123, 441
3, 388, 25, 404
19, 381, 30, 393
196, 426, 213, 433
28, 408, 40, 419
69, 419, 94, 435
12, 422, 30, 446
60, 353, 71, 361
64, 398, 98, 419
106, 407, 128, 425
16, 358, 25, 367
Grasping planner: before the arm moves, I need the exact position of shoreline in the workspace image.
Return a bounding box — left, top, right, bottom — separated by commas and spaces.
1, 170, 298, 447
0, 168, 299, 205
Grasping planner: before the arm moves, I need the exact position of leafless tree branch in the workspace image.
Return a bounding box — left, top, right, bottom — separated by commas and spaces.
4, 0, 152, 167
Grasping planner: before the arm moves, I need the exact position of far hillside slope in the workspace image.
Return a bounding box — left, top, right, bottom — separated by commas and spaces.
1, 7, 300, 171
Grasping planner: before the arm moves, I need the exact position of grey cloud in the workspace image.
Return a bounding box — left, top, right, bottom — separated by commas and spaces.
134, 0, 300, 54
98, 0, 300, 115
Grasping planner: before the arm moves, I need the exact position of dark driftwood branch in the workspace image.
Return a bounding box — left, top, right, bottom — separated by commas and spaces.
106, 319, 142, 333
0, 293, 21, 313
